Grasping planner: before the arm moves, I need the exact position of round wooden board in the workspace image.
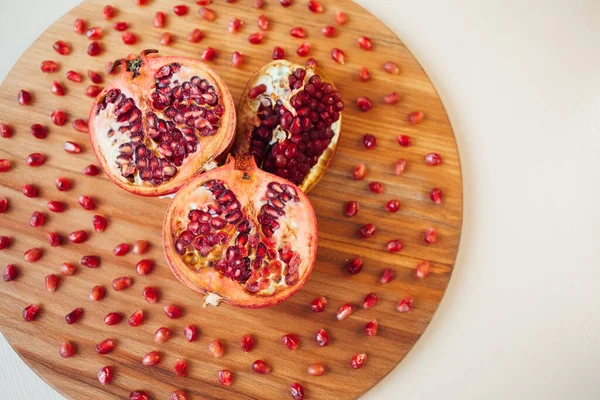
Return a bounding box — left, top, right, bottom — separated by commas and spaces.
0, 0, 462, 399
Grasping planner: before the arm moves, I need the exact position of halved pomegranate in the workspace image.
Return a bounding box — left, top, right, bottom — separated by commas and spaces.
234, 60, 343, 192
163, 155, 317, 308
89, 50, 236, 196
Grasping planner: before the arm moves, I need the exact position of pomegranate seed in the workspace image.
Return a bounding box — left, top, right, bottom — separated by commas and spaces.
23, 304, 41, 321
331, 48, 346, 64
132, 240, 148, 254
305, 58, 318, 67
252, 360, 271, 374
51, 109, 66, 126
290, 27, 306, 38
135, 0, 148, 4
164, 304, 182, 319
273, 46, 285, 60
408, 110, 424, 124
321, 26, 336, 37
136, 259, 153, 276
335, 11, 347, 24
386, 239, 403, 253
0, 160, 10, 172
87, 70, 103, 84
86, 27, 102, 40
122, 32, 137, 45
184, 325, 198, 342
359, 223, 376, 238
347, 257, 363, 274
142, 286, 158, 304
73, 18, 86, 34
291, 383, 304, 400
240, 334, 254, 352
65, 70, 82, 83
113, 22, 127, 31
196, 0, 211, 4
248, 32, 263, 44
98, 366, 113, 385
187, 28, 204, 43
308, 0, 323, 12
337, 303, 354, 320
431, 188, 443, 204
199, 7, 216, 21
425, 153, 442, 166
248, 84, 267, 99
154, 11, 166, 28
308, 362, 325, 376
0, 236, 10, 250
280, 0, 292, 7
385, 199, 400, 213
26, 153, 45, 167
228, 18, 242, 33
154, 327, 172, 343
368, 181, 384, 194
104, 312, 123, 325
384, 92, 400, 105
72, 119, 89, 132
88, 41, 101, 56
85, 85, 102, 97
365, 319, 378, 336
201, 47, 217, 61
69, 230, 88, 243
254, 0, 263, 7
358, 36, 373, 50
29, 211, 45, 227
96, 338, 115, 354
81, 164, 100, 177
40, 60, 58, 73
344, 201, 359, 217
351, 353, 367, 369
130, 391, 149, 400
384, 61, 400, 74
103, 5, 115, 20
48, 200, 66, 213
363, 292, 378, 309
112, 277, 132, 291
231, 51, 243, 67
64, 141, 82, 154
363, 134, 376, 149
65, 308, 84, 324
315, 328, 329, 347
60, 263, 76, 276
78, 195, 95, 210
173, 5, 188, 16
128, 310, 144, 326
24, 248, 42, 262
18, 90, 31, 105
209, 339, 224, 357
3, 264, 18, 282
416, 261, 430, 279
424, 228, 437, 244
30, 124, 47, 139
310, 296, 327, 312
352, 163, 366, 180
0, 123, 11, 138
257, 14, 269, 31
281, 333, 299, 350
22, 182, 36, 195
59, 341, 75, 358
357, 96, 372, 111
218, 370, 233, 386
397, 297, 414, 312
113, 243, 129, 256
397, 135, 412, 147
0, 199, 6, 213
90, 285, 105, 301
296, 42, 311, 57
53, 41, 71, 55
173, 359, 188, 377
394, 159, 407, 175
93, 215, 107, 232
80, 255, 100, 268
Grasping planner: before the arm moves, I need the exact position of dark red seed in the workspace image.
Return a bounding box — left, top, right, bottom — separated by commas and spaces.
51, 109, 66, 126
136, 259, 153, 275
88, 41, 101, 56
45, 274, 59, 292
78, 195, 95, 210
98, 366, 113, 385
359, 223, 376, 238
290, 27, 306, 38
385, 199, 400, 212
280, 0, 292, 6
48, 200, 66, 213
386, 239, 403, 252
201, 47, 217, 61
184, 325, 197, 342
0, 123, 11, 138
310, 296, 327, 312
248, 32, 263, 44
69, 230, 88, 243
26, 153, 45, 167
30, 124, 47, 139
0, 160, 10, 172
80, 255, 100, 268
142, 286, 158, 304
53, 41, 71, 55
173, 359, 188, 377
351, 353, 367, 369
240, 334, 254, 352
24, 248, 42, 262
0, 236, 11, 250
122, 32, 137, 45
252, 360, 271, 374
82, 164, 100, 176
18, 90, 31, 105
344, 201, 359, 217
112, 276, 132, 291
54, 177, 71, 191
66, 70, 82, 83
23, 184, 37, 197
408, 111, 424, 124
356, 96, 372, 111
363, 134, 376, 149
113, 21, 128, 31
188, 28, 204, 43
93, 215, 107, 232
59, 341, 75, 358
365, 319, 378, 336
95, 339, 115, 354
368, 181, 384, 194
74, 18, 86, 34
321, 26, 336, 37
281, 334, 299, 350
47, 231, 61, 247
88, 70, 103, 84
164, 304, 182, 319
154, 11, 166, 28
331, 48, 345, 64
41, 60, 58, 73
431, 188, 443, 204
174, 4, 189, 15
23, 304, 40, 321
90, 285, 105, 301
315, 328, 329, 346
425, 153, 442, 166
3, 264, 18, 282
363, 292, 378, 309
65, 308, 84, 324
105, 312, 123, 325
113, 243, 130, 256
248, 84, 267, 99
29, 211, 45, 227
291, 383, 304, 400
347, 257, 363, 274
296, 42, 311, 57
0, 199, 6, 213
218, 370, 233, 386
103, 5, 115, 20
85, 85, 102, 97
305, 58, 317, 67
273, 46, 285, 60
128, 309, 144, 326
397, 134, 412, 147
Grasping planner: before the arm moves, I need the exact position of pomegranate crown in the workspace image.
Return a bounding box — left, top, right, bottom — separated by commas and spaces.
110, 49, 159, 77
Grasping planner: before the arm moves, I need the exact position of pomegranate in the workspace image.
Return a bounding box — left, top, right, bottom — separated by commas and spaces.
233, 60, 344, 192
88, 50, 236, 196
163, 155, 318, 308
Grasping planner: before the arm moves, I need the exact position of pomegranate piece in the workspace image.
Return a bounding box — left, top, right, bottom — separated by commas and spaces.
143, 351, 161, 366
365, 319, 378, 336
173, 5, 189, 16
73, 18, 86, 34
305, 58, 318, 67
26, 153, 45, 167
231, 51, 243, 68
159, 32, 172, 46
199, 7, 216, 21
80, 255, 100, 268
154, 11, 166, 28
209, 339, 224, 357
331, 48, 346, 64
228, 18, 242, 33
0, 236, 10, 250
0, 198, 7, 213
384, 62, 400, 74
408, 111, 424, 124
53, 41, 71, 55
78, 195, 95, 210
72, 119, 89, 133
344, 201, 359, 217
96, 338, 116, 354
363, 134, 376, 149
308, 0, 323, 12
69, 230, 88, 243
82, 164, 100, 176
252, 359, 271, 374
60, 263, 76, 276
171, 391, 188, 400
359, 223, 376, 238
136, 259, 153, 275
3, 264, 18, 282
24, 248, 42, 262
130, 391, 149, 400
88, 70, 103, 84
64, 141, 82, 154
90, 285, 106, 301
416, 261, 430, 279
363, 292, 378, 309
397, 134, 412, 147
22, 184, 38, 197
0, 123, 11, 138
308, 362, 325, 376
386, 239, 403, 253
218, 370, 233, 386
132, 240, 148, 254
335, 11, 347, 25
29, 211, 45, 227
41, 60, 58, 73
113, 21, 128, 31
431, 188, 443, 204
154, 327, 172, 343
280, 0, 292, 7
142, 286, 158, 304
85, 85, 102, 97
336, 303, 354, 320
395, 159, 407, 175
240, 334, 254, 352
98, 366, 113, 385
113, 243, 130, 256
296, 42, 311, 57
315, 328, 329, 347
66, 70, 82, 83
273, 46, 285, 60
347, 257, 363, 275
93, 215, 107, 232
321, 26, 336, 37
59, 341, 75, 358
181, 325, 197, 342
174, 359, 188, 377
87, 41, 101, 56
23, 304, 40, 321
48, 200, 66, 213
290, 27, 306, 38
86, 26, 102, 40
112, 277, 132, 291
51, 109, 66, 126
425, 153, 442, 166
104, 312, 123, 325
0, 160, 10, 173
122, 32, 137, 45
188, 29, 204, 43
258, 14, 269, 30
18, 89, 32, 105
357, 96, 372, 111
30, 124, 47, 139
164, 304, 182, 319
254, 0, 263, 7
128, 310, 144, 326
248, 84, 266, 99
248, 32, 263, 44
358, 36, 373, 50
397, 297, 414, 312
103, 5, 115, 20
351, 353, 367, 369
424, 228, 437, 244
352, 164, 366, 180
65, 308, 84, 324
310, 296, 327, 312
386, 199, 400, 212
384, 92, 400, 105
291, 383, 304, 400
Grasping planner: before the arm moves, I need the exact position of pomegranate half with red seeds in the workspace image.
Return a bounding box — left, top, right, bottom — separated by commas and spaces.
89, 50, 236, 196
163, 155, 317, 308
234, 60, 343, 192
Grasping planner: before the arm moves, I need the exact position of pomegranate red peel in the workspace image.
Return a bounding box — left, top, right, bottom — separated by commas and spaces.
163, 154, 318, 308
88, 50, 236, 196
233, 60, 343, 193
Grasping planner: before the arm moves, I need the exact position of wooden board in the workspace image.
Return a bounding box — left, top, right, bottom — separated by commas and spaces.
0, 0, 462, 399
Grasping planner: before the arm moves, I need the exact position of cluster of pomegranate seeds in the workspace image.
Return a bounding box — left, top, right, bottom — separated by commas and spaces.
90, 285, 105, 301
252, 360, 271, 374
23, 184, 37, 198
154, 11, 166, 28
96, 338, 115, 354
351, 353, 367, 369
104, 312, 123, 325
30, 124, 47, 139
209, 339, 224, 357
26, 153, 45, 167
397, 297, 414, 312
93, 215, 107, 232
290, 383, 305, 400
308, 362, 325, 376
53, 41, 71, 55
273, 46, 285, 60
98, 366, 113, 385
3, 265, 18, 282
356, 96, 372, 111
129, 310, 144, 326
24, 248, 42, 262
142, 286, 157, 303
315, 328, 330, 346
218, 370, 233, 386
59, 341, 75, 358
296, 42, 311, 56
142, 351, 161, 366
310, 296, 327, 312
240, 334, 254, 352
80, 255, 100, 268
365, 320, 378, 336
0, 236, 11, 250
363, 292, 378, 309
29, 211, 45, 227
331, 48, 346, 64
386, 239, 403, 253
73, 18, 86, 34
347, 257, 363, 274
336, 303, 354, 320
23, 304, 40, 321
65, 308, 84, 324
0, 123, 11, 138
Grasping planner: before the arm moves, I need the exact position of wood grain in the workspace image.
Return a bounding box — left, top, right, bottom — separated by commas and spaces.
0, 0, 462, 399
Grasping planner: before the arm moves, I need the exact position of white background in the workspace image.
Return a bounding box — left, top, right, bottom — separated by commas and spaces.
1, 0, 600, 399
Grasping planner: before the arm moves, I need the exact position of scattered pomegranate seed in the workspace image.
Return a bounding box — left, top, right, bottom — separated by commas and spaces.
291, 383, 304, 400
112, 277, 132, 291
88, 41, 101, 56
154, 11, 166, 28
352, 163, 366, 180
416, 261, 430, 279
430, 188, 443, 204
347, 257, 363, 274
136, 259, 153, 276
18, 90, 31, 105
113, 22, 127, 32
315, 328, 329, 347
0, 236, 10, 250
228, 18, 242, 33
238, 334, 255, 352
80, 255, 100, 268
296, 42, 311, 57
3, 265, 18, 282
273, 46, 285, 60
290, 27, 306, 38
128, 310, 144, 326
385, 199, 400, 213
29, 211, 45, 227
48, 200, 66, 213
335, 11, 347, 25
209, 339, 224, 357
321, 26, 336, 37
363, 292, 378, 309
308, 362, 325, 376
253, 0, 263, 7
425, 153, 442, 166
104, 312, 123, 325
65, 308, 84, 324
98, 366, 113, 385
357, 96, 372, 111
250, 359, 271, 374
384, 92, 400, 104
142, 286, 158, 304
384, 61, 400, 74
22, 182, 35, 194
280, 0, 292, 7
164, 304, 182, 319
365, 319, 378, 336
0, 199, 6, 213
96, 338, 115, 354
358, 36, 373, 50
122, 32, 137, 45
305, 58, 318, 67
53, 41, 71, 55
184, 325, 197, 342
351, 353, 367, 369
135, 0, 148, 4
51, 109, 66, 126
386, 239, 403, 253
394, 159, 407, 175
26, 153, 45, 167
64, 141, 82, 154
143, 351, 162, 366
65, 70, 82, 84
59, 341, 75, 358
424, 228, 437, 244
0, 123, 11, 138
69, 230, 88, 243
86, 27, 102, 40
344, 201, 359, 217
112, 243, 129, 256
30, 124, 47, 139
173, 5, 189, 16
40, 60, 58, 73
130, 391, 149, 400
73, 18, 86, 34
201, 47, 217, 61
132, 240, 148, 255
93, 215, 107, 232
218, 370, 233, 386
199, 7, 216, 21
103, 5, 115, 20
257, 14, 269, 30
308, 0, 323, 12
408, 110, 424, 124
85, 85, 102, 97
78, 195, 95, 210
187, 28, 204, 43
397, 135, 412, 147
0, 160, 10, 173
363, 134, 376, 149
90, 285, 105, 301
173, 359, 188, 377
397, 297, 414, 312
359, 223, 376, 238
81, 164, 99, 177
86, 71, 103, 85
72, 119, 89, 133
248, 32, 263, 44
248, 84, 267, 100
331, 48, 345, 64
231, 51, 243, 67
368, 182, 384, 194
23, 304, 40, 321
336, 303, 354, 320
60, 263, 76, 276
24, 248, 42, 262
154, 327, 172, 343
310, 296, 327, 312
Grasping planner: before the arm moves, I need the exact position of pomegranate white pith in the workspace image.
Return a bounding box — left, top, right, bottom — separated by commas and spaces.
163, 156, 318, 308
234, 60, 343, 193
89, 51, 236, 196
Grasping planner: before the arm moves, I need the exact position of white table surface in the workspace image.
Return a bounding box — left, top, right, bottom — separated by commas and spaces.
2, 0, 600, 399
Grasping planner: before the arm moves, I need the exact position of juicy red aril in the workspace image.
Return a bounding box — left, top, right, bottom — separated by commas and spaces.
306, 58, 317, 67
315, 328, 329, 346
384, 62, 400, 74
425, 153, 442, 166
231, 51, 243, 67
113, 243, 130, 256
154, 327, 172, 343
228, 18, 242, 33
23, 304, 40, 321
358, 36, 373, 50
0, 236, 10, 250
199, 7, 215, 21
60, 263, 76, 275
88, 70, 103, 84
188, 29, 204, 43
64, 141, 81, 154
80, 255, 100, 268
72, 119, 89, 133
184, 325, 197, 342
3, 264, 18, 282
112, 277, 132, 291
290, 27, 306, 38
254, 0, 263, 7
218, 370, 232, 386
173, 5, 188, 16
0, 199, 6, 213
129, 310, 144, 326
240, 334, 255, 352
344, 201, 359, 217
386, 199, 400, 212
78, 195, 95, 210
335, 10, 347, 24
69, 230, 88, 243
48, 200, 66, 213
59, 341, 75, 358
90, 285, 105, 301
201, 47, 217, 61
104, 312, 123, 325
122, 32, 137, 45
0, 123, 11, 138
26, 153, 45, 167
18, 90, 31, 105
96, 339, 115, 354
273, 46, 285, 60
431, 188, 443, 204
0, 160, 10, 172
248, 32, 263, 44
321, 26, 336, 37
65, 308, 84, 324
416, 261, 430, 279
53, 41, 71, 55
397, 297, 414, 312
310, 296, 327, 312
86, 27, 102, 40
282, 333, 299, 350
174, 359, 188, 377
331, 48, 345, 64
252, 360, 271, 374
157, 32, 171, 46
73, 18, 86, 34
88, 41, 101, 56
133, 240, 148, 254
347, 257, 363, 275
280, 0, 292, 6
85, 85, 102, 97
136, 259, 153, 275
30, 124, 47, 139
113, 22, 128, 31
353, 164, 366, 180
363, 134, 376, 149
296, 42, 311, 57
142, 286, 158, 303
384, 92, 400, 104
41, 60, 58, 73
359, 223, 376, 238
103, 5, 115, 19
164, 304, 182, 319
363, 292, 378, 309
66, 70, 82, 82
357, 96, 372, 111
248, 84, 267, 99
408, 111, 424, 124
424, 228, 437, 244
336, 303, 354, 320
209, 340, 224, 357
351, 353, 367, 369
308, 0, 323, 12
51, 109, 66, 126
130, 391, 149, 400
258, 14, 269, 30
24, 248, 42, 262
154, 11, 166, 27
386, 239, 403, 253
93, 215, 107, 232
365, 319, 378, 336
29, 211, 45, 227
368, 181, 383, 193
397, 135, 412, 147
291, 383, 304, 400
98, 366, 113, 385
395, 159, 407, 175
307, 363, 326, 377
